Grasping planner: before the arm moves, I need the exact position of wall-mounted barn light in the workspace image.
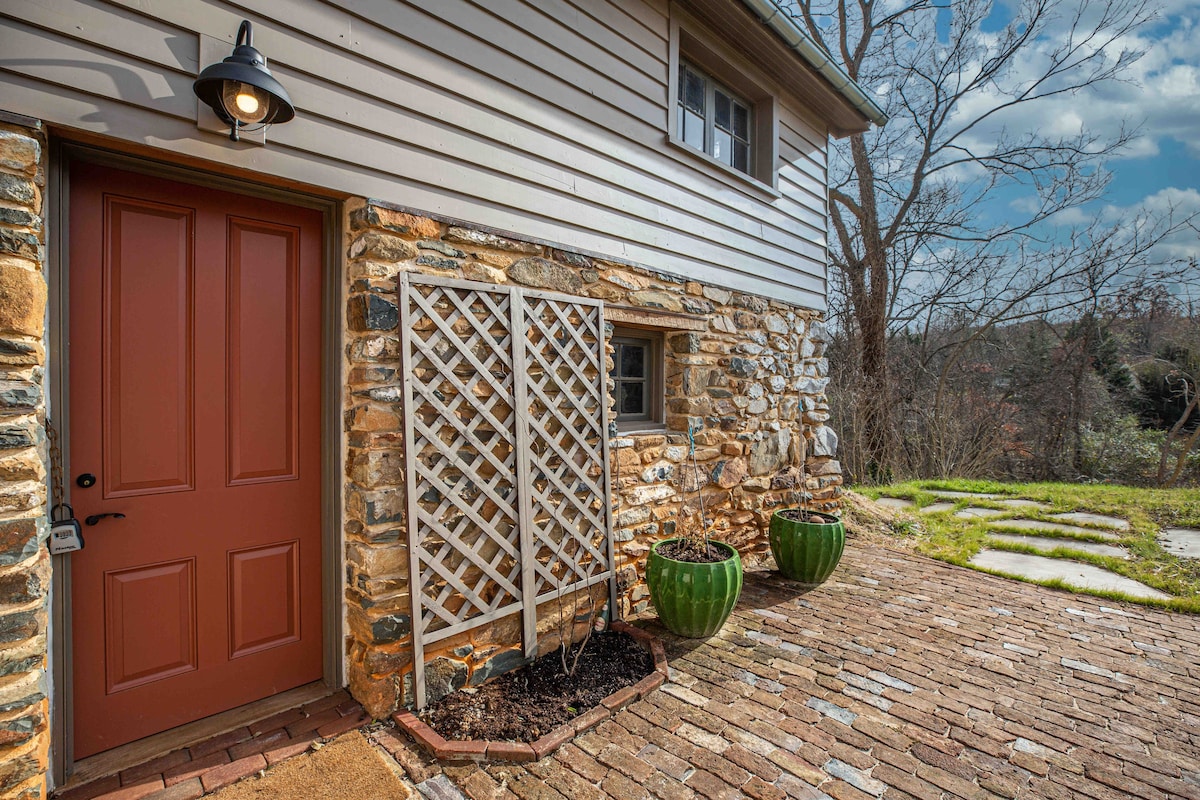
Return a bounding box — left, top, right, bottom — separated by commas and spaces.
193, 21, 294, 142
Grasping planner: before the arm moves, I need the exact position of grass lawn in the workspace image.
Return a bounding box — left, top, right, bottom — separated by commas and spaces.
858, 479, 1200, 613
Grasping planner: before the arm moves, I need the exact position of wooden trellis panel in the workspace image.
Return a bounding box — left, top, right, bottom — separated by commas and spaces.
399, 274, 615, 708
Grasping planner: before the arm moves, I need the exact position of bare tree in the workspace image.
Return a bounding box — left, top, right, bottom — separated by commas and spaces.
784, 0, 1184, 478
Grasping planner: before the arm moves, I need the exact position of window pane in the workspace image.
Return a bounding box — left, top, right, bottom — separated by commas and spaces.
684, 68, 705, 113
619, 343, 645, 378
733, 103, 749, 139
620, 382, 645, 415
713, 129, 732, 165
683, 110, 705, 150
715, 91, 731, 131
733, 142, 749, 173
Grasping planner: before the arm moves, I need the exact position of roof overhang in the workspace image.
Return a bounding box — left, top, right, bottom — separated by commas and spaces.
680, 0, 887, 137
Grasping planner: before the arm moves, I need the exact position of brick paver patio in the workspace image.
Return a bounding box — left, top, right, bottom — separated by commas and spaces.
58, 540, 1200, 799
377, 542, 1200, 800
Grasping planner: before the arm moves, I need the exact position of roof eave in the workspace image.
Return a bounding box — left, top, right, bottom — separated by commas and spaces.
737, 0, 889, 130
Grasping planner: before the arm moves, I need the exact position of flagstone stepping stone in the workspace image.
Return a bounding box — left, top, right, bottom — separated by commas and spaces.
876, 497, 915, 510
968, 550, 1170, 600
990, 519, 1122, 540
986, 533, 1129, 559
1160, 528, 1200, 558
997, 499, 1051, 510
931, 491, 1000, 499
955, 507, 1007, 519
1049, 512, 1130, 530
920, 502, 956, 514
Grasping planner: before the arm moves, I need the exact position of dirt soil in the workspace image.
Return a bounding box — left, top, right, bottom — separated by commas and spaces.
210, 730, 409, 800
777, 509, 839, 524
840, 490, 920, 548
657, 538, 729, 563
421, 630, 654, 742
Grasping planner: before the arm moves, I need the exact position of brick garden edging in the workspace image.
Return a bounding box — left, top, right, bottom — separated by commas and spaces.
393, 621, 668, 764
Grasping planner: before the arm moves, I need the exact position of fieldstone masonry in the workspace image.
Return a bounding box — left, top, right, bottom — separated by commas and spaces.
0, 115, 50, 799
342, 198, 842, 718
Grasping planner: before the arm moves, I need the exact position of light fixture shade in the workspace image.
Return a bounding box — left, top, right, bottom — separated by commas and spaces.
193, 21, 294, 138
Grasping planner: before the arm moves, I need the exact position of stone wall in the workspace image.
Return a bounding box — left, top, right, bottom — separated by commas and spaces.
0, 115, 50, 799
342, 198, 842, 717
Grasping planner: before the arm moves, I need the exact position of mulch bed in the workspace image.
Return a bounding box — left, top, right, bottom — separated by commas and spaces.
420, 630, 655, 742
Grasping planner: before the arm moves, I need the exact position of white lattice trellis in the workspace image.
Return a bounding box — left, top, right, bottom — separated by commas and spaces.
399, 273, 616, 708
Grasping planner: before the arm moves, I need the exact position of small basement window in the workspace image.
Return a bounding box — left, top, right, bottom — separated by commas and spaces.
611, 330, 664, 432
678, 60, 753, 174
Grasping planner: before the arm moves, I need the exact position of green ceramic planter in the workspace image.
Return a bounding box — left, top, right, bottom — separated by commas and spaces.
769, 510, 845, 584
646, 538, 743, 638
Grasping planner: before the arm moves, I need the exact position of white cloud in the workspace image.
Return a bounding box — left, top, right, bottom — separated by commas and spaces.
1100, 186, 1200, 262
940, 2, 1200, 162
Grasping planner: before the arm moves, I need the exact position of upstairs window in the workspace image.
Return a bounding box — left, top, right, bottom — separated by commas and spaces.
678, 61, 753, 175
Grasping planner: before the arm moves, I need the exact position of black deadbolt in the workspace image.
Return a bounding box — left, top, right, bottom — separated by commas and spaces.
76, 473, 97, 489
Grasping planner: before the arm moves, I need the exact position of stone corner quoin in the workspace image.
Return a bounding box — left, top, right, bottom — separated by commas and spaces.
340, 197, 843, 718
0, 119, 52, 800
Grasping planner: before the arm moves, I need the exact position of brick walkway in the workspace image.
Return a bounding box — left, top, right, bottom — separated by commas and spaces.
376, 542, 1200, 800
58, 541, 1200, 799
56, 692, 370, 800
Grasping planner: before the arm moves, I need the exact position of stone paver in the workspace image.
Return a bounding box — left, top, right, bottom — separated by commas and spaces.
990, 518, 1123, 540
969, 549, 1170, 599
874, 497, 913, 510
986, 532, 1129, 559
1049, 511, 1131, 530
373, 544, 1200, 800
876, 498, 955, 514
928, 490, 999, 499
954, 506, 1006, 519
1161, 527, 1200, 558
996, 498, 1051, 510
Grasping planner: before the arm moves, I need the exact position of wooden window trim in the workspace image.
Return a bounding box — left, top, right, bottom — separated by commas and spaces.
668, 6, 781, 195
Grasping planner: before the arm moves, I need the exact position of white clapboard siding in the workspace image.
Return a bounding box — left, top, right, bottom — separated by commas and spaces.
0, 0, 840, 308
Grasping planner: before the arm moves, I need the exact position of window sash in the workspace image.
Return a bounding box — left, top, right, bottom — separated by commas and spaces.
612, 336, 659, 424
677, 61, 753, 175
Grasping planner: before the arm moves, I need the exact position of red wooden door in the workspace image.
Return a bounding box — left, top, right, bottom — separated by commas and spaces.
68, 162, 324, 758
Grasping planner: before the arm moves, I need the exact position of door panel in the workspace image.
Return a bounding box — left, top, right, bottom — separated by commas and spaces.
102, 197, 194, 497
69, 162, 324, 759
226, 217, 299, 485
104, 559, 197, 694
228, 541, 300, 659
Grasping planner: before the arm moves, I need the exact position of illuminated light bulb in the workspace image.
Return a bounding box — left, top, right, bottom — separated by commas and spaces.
222, 81, 270, 124
235, 91, 260, 116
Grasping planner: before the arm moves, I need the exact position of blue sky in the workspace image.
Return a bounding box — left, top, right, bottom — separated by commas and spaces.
979, 0, 1200, 265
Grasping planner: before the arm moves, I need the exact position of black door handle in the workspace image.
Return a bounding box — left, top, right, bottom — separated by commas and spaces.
85, 512, 126, 526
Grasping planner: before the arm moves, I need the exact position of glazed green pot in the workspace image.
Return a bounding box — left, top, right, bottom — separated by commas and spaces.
646, 538, 743, 638
769, 510, 845, 584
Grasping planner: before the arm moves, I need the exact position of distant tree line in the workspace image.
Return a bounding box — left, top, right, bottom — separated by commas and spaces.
783, 0, 1200, 486
828, 278, 1200, 486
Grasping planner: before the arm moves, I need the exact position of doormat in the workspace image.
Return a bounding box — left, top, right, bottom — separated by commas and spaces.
210, 731, 410, 800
